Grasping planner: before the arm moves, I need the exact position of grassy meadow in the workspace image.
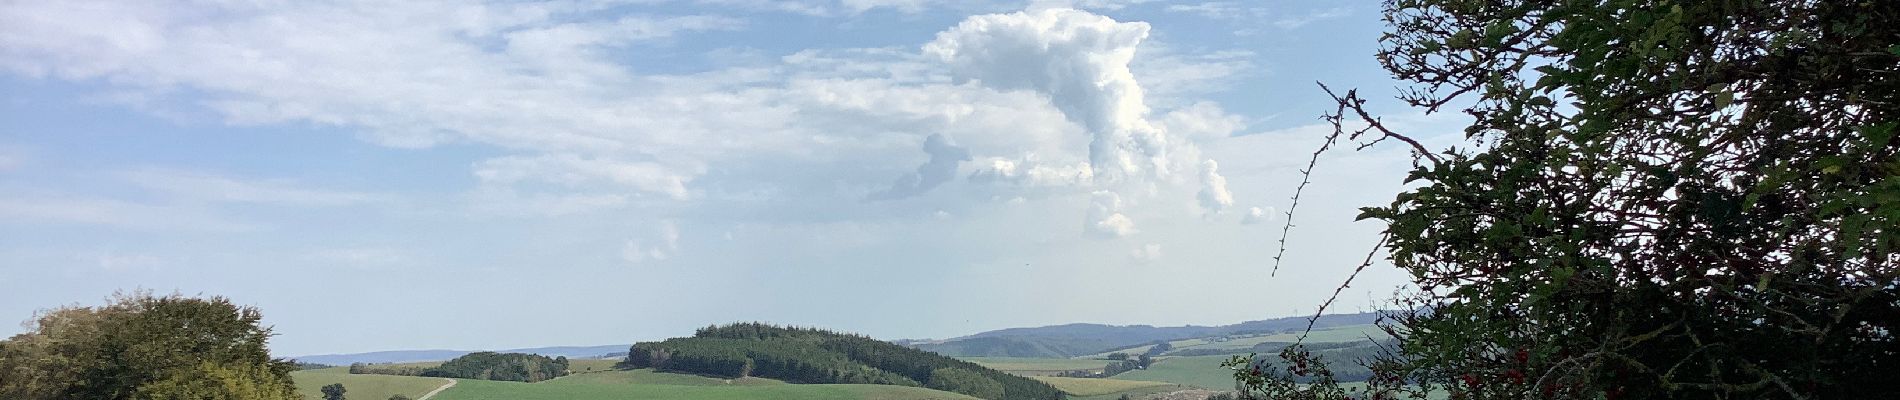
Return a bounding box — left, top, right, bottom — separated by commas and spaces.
962, 357, 1115, 376
297, 367, 981, 400
1029, 376, 1175, 396
431, 372, 980, 400
1108, 355, 1238, 390
290, 367, 448, 400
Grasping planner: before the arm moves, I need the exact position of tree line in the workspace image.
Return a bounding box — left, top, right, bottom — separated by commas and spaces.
349, 352, 569, 383
619, 323, 1063, 400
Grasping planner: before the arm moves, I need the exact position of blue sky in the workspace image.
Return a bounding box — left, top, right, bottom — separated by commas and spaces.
0, 0, 1464, 356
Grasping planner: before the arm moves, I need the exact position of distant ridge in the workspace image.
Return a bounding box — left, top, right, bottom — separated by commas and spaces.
290, 313, 1384, 364
913, 312, 1383, 358
289, 344, 627, 365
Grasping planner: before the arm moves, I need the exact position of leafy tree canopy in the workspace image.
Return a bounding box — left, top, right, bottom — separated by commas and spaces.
0, 291, 299, 400
1238, 0, 1900, 399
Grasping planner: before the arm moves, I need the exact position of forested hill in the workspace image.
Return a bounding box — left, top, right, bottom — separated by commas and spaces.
621, 323, 1063, 400
291, 344, 626, 365
914, 312, 1381, 358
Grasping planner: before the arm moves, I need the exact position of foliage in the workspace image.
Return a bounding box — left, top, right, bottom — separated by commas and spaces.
136, 362, 304, 400
926, 368, 1005, 400
427, 375, 985, 400
425, 352, 568, 383
322, 383, 347, 400
1241, 0, 1900, 399
620, 323, 1063, 399
349, 353, 568, 383
350, 363, 431, 376
0, 291, 299, 400
390, 395, 411, 400
296, 362, 339, 370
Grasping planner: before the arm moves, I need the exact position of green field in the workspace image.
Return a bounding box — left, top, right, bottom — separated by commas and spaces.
303, 367, 980, 400
962, 357, 1114, 376
1030, 376, 1174, 396
1108, 355, 1238, 390
555, 369, 785, 386
1074, 324, 1388, 359
432, 376, 981, 400
565, 358, 621, 373
1163, 325, 1387, 353
291, 367, 449, 400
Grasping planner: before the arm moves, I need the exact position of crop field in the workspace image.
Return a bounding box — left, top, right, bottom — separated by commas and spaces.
431, 378, 981, 400
1163, 325, 1387, 353
565, 358, 621, 373
962, 357, 1114, 375
1108, 355, 1239, 390
291, 367, 447, 400
555, 368, 785, 386
1030, 376, 1175, 396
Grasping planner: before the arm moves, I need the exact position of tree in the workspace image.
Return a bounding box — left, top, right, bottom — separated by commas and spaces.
0, 291, 299, 400
1237, 1, 1900, 399
320, 383, 346, 400
389, 395, 411, 400
1107, 352, 1129, 361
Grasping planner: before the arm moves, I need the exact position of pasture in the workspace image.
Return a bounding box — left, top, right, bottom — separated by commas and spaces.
431, 377, 981, 400
1030, 376, 1175, 396
962, 356, 1114, 376
1108, 355, 1239, 390
290, 367, 448, 400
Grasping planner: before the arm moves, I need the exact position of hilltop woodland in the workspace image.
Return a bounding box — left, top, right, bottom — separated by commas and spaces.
1239, 0, 1900, 399
0, 292, 301, 400
349, 352, 569, 382
620, 323, 1064, 400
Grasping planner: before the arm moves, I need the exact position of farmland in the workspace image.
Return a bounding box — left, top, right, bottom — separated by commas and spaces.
1029, 376, 1175, 396
962, 357, 1117, 376
1108, 355, 1238, 391
431, 372, 981, 400
290, 367, 447, 400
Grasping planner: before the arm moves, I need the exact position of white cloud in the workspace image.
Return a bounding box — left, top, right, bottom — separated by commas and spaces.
0, 195, 252, 232
926, 8, 1167, 182
1, 1, 1264, 242
1241, 205, 1275, 225
474, 154, 696, 200
868, 134, 970, 200
121, 168, 385, 207
1134, 48, 1256, 102
1273, 7, 1352, 30
968, 157, 1094, 188
1160, 102, 1247, 141
622, 220, 682, 263
1085, 190, 1136, 238
467, 188, 630, 217
1196, 160, 1233, 214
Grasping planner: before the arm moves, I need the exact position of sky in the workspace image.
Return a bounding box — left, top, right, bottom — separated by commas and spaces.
0, 0, 1470, 357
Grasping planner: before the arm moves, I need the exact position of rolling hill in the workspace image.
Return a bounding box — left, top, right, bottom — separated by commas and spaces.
291, 344, 627, 365
623, 323, 1065, 399
913, 312, 1382, 358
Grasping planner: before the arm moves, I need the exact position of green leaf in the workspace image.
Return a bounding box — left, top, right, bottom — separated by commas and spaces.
1858, 121, 1898, 148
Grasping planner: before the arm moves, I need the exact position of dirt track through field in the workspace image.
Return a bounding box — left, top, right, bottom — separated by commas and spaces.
416, 378, 456, 400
